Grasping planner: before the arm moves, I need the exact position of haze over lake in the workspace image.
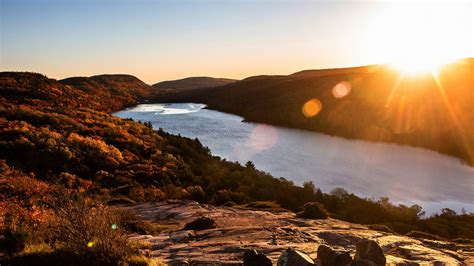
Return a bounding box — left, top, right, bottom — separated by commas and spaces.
115, 103, 474, 214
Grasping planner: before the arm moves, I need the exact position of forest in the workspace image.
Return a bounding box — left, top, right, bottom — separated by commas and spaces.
1, 71, 473, 265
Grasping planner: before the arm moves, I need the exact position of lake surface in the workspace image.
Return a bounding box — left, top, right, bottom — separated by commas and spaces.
115, 103, 474, 214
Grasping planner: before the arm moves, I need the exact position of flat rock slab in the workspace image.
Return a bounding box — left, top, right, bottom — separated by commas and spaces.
122, 201, 472, 265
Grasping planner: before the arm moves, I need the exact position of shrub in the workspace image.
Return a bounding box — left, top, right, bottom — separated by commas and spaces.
144, 187, 166, 202
297, 202, 329, 219
128, 186, 146, 202
185, 185, 206, 203
47, 197, 132, 265
162, 184, 184, 199
21, 242, 53, 254
213, 189, 247, 205
386, 222, 417, 235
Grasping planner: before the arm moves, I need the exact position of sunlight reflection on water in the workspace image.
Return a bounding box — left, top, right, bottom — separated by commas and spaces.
129, 103, 204, 114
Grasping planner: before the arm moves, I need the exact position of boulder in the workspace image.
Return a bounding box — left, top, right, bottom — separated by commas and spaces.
316, 245, 351, 266
277, 248, 315, 266
183, 216, 217, 231
243, 249, 272, 266
353, 240, 386, 266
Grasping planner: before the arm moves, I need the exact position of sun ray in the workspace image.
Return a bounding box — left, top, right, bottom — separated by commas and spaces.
431, 71, 472, 162
385, 72, 404, 108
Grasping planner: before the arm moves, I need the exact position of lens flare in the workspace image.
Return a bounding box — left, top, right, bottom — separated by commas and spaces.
302, 99, 322, 117
248, 124, 278, 151
111, 224, 118, 230
332, 81, 351, 98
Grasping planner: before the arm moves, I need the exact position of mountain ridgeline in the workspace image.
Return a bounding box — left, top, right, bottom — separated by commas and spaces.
152, 59, 474, 165
152, 76, 237, 93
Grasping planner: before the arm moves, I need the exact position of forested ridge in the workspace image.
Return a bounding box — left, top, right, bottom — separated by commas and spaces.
152, 59, 474, 166
152, 76, 237, 93
1, 71, 473, 262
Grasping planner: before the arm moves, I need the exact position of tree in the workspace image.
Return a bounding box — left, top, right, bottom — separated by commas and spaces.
245, 161, 256, 169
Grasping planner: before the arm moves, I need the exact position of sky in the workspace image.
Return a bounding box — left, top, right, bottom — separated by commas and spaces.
1, 0, 472, 84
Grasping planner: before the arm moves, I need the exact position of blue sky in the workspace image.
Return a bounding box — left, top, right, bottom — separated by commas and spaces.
1, 0, 472, 83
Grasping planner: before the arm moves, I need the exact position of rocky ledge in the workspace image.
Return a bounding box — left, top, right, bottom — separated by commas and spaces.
123, 201, 473, 265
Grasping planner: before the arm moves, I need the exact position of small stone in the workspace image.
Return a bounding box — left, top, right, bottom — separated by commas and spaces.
170, 230, 195, 243
243, 249, 272, 266
353, 239, 386, 266
316, 245, 351, 266
277, 248, 315, 266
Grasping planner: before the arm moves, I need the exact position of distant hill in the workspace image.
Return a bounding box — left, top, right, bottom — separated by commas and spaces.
0, 72, 136, 113
152, 76, 237, 92
60, 74, 153, 111
152, 59, 474, 165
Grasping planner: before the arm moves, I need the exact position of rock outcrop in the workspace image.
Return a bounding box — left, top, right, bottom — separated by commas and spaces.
124, 201, 472, 265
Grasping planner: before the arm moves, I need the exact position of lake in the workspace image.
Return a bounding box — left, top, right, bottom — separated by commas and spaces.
115, 103, 474, 214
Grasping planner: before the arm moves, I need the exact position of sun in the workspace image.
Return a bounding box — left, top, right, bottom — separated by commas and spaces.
389, 55, 446, 75
362, 2, 472, 76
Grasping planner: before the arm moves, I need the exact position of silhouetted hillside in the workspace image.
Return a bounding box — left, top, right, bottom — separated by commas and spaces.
152, 59, 474, 165
152, 76, 236, 93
